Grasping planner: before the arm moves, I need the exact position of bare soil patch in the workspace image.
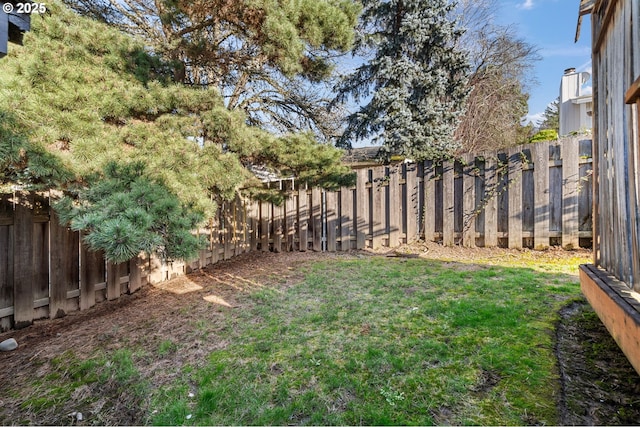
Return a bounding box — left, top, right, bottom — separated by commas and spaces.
0, 243, 638, 425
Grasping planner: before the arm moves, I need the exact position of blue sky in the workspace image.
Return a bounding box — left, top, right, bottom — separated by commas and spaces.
497, 0, 592, 125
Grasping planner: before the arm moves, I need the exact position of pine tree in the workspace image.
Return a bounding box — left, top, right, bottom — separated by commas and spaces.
62, 0, 360, 140
334, 0, 470, 161
0, 1, 355, 262
539, 99, 559, 132
55, 162, 205, 263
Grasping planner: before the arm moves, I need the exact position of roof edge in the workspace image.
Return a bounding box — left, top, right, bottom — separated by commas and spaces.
575, 0, 595, 42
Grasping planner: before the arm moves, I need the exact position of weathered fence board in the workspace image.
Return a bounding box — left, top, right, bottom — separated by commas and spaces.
388, 166, 401, 247
273, 199, 283, 253
311, 187, 322, 251
562, 137, 581, 249
462, 154, 476, 247
356, 169, 368, 249
405, 163, 419, 243
483, 156, 499, 247
298, 186, 308, 252
326, 191, 337, 253
13, 196, 35, 328
285, 193, 296, 252
508, 147, 524, 249
340, 187, 352, 251
371, 168, 384, 249
533, 142, 550, 249
442, 160, 455, 246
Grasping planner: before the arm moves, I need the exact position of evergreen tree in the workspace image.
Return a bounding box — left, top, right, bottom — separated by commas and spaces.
55, 162, 205, 263
539, 99, 559, 132
0, 1, 354, 262
62, 0, 360, 140
334, 0, 470, 161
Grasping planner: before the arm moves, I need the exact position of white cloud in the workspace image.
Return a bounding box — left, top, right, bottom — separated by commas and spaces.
522, 111, 545, 127
518, 0, 535, 10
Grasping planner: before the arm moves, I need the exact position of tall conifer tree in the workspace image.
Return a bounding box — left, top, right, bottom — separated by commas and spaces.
334, 0, 469, 160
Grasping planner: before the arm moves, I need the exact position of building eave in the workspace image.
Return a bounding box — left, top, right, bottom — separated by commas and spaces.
575, 0, 595, 42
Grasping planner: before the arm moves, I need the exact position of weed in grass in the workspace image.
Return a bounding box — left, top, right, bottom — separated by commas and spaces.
379, 387, 405, 406
158, 339, 178, 356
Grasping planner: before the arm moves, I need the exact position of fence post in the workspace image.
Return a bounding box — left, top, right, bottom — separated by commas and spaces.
0, 195, 14, 330
273, 199, 283, 253
260, 200, 269, 252
248, 201, 258, 252
128, 256, 142, 293
483, 155, 499, 247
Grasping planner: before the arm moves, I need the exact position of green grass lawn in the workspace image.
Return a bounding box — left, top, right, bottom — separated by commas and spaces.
150, 254, 587, 425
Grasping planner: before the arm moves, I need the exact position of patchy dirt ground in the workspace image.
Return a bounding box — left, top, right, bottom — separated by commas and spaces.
0, 243, 639, 425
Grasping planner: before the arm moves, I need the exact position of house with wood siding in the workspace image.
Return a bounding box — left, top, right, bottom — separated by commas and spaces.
576, 0, 640, 374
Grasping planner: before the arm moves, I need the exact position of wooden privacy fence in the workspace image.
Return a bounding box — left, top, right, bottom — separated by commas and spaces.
251, 136, 593, 252
0, 136, 592, 331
